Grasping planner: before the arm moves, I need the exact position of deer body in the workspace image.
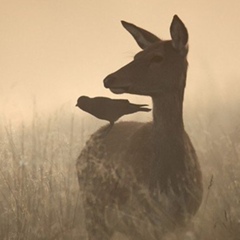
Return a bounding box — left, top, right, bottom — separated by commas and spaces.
76, 15, 203, 240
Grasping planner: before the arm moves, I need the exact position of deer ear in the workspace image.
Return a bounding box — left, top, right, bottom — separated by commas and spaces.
121, 21, 161, 49
170, 15, 188, 55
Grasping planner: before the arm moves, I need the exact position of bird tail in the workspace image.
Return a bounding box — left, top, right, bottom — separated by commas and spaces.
139, 107, 151, 112
131, 103, 151, 112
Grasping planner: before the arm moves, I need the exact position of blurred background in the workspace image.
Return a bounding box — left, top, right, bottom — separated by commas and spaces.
1, 1, 240, 239
1, 0, 240, 128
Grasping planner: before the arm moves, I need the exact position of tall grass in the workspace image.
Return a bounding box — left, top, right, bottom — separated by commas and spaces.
184, 114, 240, 240
0, 109, 240, 239
0, 111, 88, 240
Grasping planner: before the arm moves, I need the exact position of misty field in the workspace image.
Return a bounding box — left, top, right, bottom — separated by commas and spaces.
0, 108, 240, 240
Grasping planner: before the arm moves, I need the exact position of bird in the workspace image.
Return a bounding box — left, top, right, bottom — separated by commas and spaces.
76, 96, 151, 128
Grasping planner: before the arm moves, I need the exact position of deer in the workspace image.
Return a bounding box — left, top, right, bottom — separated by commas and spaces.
76, 15, 203, 240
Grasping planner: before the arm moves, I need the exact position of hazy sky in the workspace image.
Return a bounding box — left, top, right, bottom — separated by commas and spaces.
1, 0, 240, 124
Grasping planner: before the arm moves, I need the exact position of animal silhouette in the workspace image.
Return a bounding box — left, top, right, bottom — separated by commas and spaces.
76, 15, 203, 240
76, 96, 151, 126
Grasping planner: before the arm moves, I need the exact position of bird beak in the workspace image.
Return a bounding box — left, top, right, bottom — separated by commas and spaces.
75, 103, 78, 107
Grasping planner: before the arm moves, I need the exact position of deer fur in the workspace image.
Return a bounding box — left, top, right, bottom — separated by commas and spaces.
76, 15, 203, 240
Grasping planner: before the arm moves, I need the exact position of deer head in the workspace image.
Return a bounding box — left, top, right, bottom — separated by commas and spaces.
103, 15, 188, 99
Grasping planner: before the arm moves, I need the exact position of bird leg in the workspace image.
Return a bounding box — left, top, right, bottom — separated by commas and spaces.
101, 122, 114, 137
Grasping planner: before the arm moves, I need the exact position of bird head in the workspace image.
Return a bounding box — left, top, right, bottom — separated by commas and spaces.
76, 95, 89, 108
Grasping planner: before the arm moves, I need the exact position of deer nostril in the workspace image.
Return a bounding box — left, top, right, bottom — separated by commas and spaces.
103, 75, 115, 88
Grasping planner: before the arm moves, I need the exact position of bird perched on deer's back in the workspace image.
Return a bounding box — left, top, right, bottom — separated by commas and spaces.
76, 96, 151, 126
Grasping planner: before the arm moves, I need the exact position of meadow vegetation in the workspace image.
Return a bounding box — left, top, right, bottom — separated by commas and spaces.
0, 107, 240, 239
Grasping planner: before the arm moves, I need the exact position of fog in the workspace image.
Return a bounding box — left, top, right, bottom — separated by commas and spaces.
1, 0, 240, 127
1, 2, 240, 239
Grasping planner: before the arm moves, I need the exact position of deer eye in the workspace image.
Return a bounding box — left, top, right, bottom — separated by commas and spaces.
151, 55, 163, 63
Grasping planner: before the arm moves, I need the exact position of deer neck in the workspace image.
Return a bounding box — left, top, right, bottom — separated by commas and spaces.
150, 92, 186, 191
152, 92, 184, 135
